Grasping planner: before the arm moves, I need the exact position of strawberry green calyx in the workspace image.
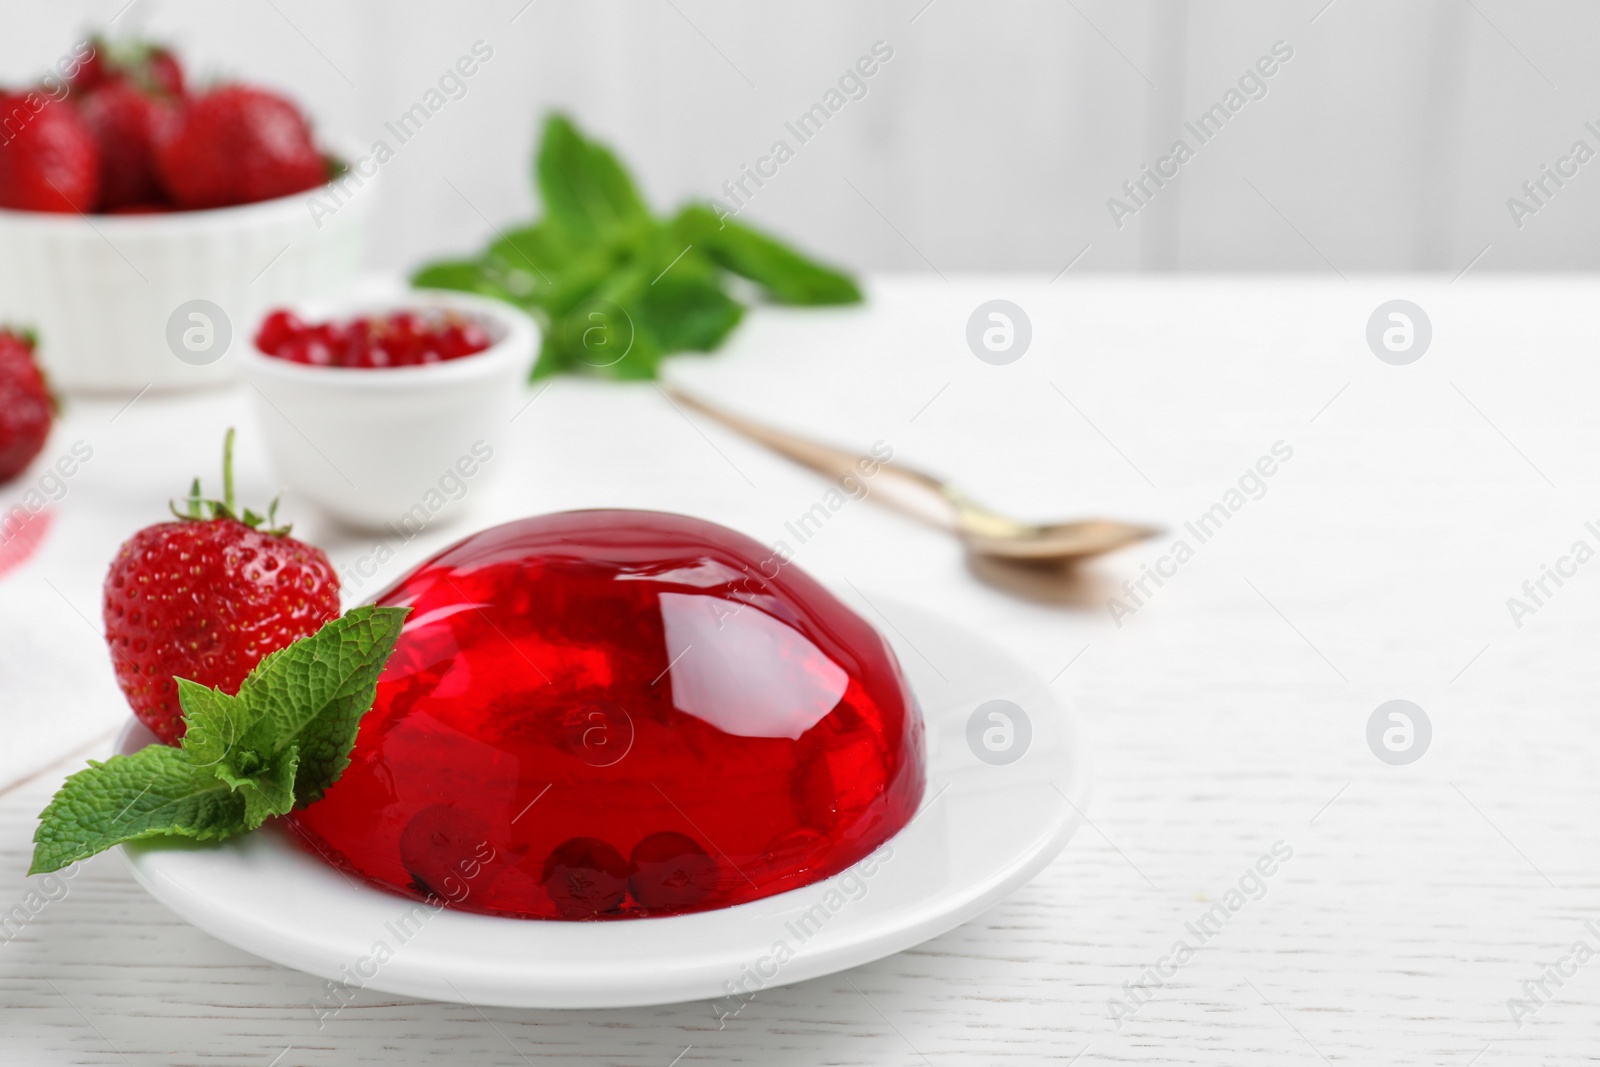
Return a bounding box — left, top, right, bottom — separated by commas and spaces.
0, 324, 38, 351
29, 605, 409, 875
169, 427, 290, 534
84, 36, 184, 97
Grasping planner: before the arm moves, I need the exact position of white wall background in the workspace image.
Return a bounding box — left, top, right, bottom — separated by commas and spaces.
3, 0, 1596, 275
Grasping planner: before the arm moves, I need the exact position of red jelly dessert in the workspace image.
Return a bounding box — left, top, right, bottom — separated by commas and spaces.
288, 511, 925, 919
253, 308, 493, 369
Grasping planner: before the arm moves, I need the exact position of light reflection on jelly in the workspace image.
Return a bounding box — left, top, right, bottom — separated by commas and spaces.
658, 591, 850, 740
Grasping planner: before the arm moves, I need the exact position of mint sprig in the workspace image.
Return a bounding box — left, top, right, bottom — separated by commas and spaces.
30, 605, 408, 875
412, 113, 862, 380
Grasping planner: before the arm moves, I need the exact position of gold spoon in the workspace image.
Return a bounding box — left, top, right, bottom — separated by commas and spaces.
664, 387, 1161, 568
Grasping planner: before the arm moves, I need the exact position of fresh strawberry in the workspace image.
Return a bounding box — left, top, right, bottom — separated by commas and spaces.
156, 86, 326, 209
78, 81, 171, 210
69, 48, 112, 95
0, 329, 52, 484
71, 38, 184, 97
140, 46, 185, 97
103, 429, 340, 744
0, 91, 100, 212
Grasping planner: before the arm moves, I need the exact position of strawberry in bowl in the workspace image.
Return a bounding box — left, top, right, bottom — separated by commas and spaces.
242, 292, 537, 531
77, 79, 169, 211
0, 39, 334, 217
156, 85, 330, 211
0, 37, 367, 392
71, 38, 186, 211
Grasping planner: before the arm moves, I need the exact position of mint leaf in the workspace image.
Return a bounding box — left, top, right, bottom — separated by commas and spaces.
412, 260, 505, 299
196, 606, 407, 809
538, 113, 652, 242
230, 607, 406, 757
538, 258, 662, 380
488, 222, 576, 281
269, 606, 408, 804
535, 245, 634, 321
593, 324, 663, 381
215, 746, 299, 826
175, 678, 242, 768
542, 304, 663, 381
410, 113, 864, 380
672, 205, 863, 305
29, 606, 409, 875
29, 746, 248, 874
637, 273, 744, 353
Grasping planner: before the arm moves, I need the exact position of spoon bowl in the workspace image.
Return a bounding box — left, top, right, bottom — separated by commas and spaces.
961, 518, 1163, 562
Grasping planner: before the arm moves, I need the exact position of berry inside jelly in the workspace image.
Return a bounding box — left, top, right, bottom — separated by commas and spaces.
288, 511, 925, 919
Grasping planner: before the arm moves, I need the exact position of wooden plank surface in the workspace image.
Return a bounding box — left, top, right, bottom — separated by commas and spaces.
2, 276, 1596, 1065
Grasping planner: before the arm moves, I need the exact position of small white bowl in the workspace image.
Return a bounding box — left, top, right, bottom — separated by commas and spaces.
241, 291, 538, 531
0, 179, 371, 394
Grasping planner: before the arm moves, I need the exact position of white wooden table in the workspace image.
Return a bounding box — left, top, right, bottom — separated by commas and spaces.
2, 275, 1595, 1065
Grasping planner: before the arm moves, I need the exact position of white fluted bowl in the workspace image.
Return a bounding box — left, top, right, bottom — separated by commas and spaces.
0, 181, 371, 394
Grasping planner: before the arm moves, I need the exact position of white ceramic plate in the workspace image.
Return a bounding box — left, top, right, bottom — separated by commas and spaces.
118, 599, 1090, 1009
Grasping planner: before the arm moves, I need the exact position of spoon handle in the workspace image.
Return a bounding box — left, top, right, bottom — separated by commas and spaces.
662, 387, 961, 532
